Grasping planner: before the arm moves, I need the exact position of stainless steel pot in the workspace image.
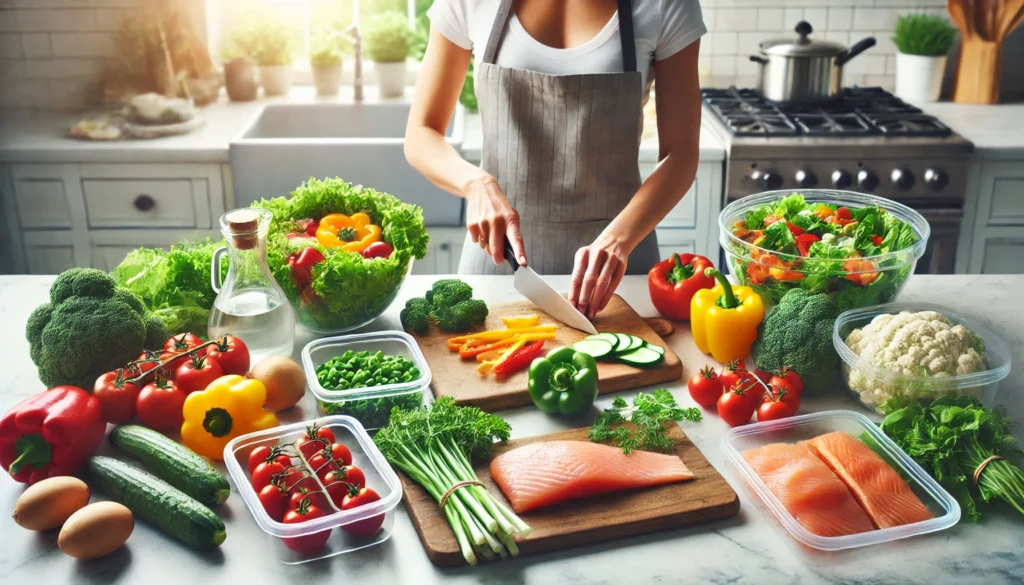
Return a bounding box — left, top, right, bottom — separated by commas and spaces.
750, 21, 876, 103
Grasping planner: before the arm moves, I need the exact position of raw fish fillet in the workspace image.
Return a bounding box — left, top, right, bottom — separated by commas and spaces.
743, 442, 875, 537
807, 432, 933, 529
489, 441, 694, 513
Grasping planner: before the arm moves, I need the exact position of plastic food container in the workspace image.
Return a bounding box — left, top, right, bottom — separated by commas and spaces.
719, 189, 929, 309
722, 410, 960, 552
224, 415, 402, 564
302, 331, 431, 430
833, 302, 1012, 413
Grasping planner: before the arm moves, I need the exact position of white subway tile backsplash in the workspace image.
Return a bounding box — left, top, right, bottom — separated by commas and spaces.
13, 9, 96, 32
0, 10, 18, 33
736, 32, 762, 56
711, 55, 737, 76
704, 8, 718, 29
885, 54, 897, 75
758, 8, 784, 31
25, 57, 102, 80
50, 32, 113, 57
827, 8, 852, 30
735, 55, 760, 77
803, 8, 828, 29
21, 33, 52, 59
717, 8, 758, 31
93, 8, 126, 31
823, 31, 850, 45
873, 34, 897, 55
711, 31, 739, 55
0, 33, 22, 59
852, 8, 896, 31
783, 8, 803, 29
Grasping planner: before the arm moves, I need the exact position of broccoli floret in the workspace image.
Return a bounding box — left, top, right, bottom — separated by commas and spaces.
26, 268, 166, 389
434, 299, 489, 332
428, 279, 473, 308
751, 288, 842, 394
144, 315, 170, 351
400, 297, 431, 335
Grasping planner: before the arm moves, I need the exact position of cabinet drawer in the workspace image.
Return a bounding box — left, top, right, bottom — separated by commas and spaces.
83, 179, 199, 228
14, 179, 72, 228
656, 228, 697, 259
989, 175, 1024, 223
24, 245, 75, 274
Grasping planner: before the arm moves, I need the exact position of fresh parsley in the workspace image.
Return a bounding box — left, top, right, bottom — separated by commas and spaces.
587, 389, 702, 454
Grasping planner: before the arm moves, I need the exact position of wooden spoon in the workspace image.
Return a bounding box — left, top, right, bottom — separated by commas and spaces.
948, 0, 973, 38
1000, 0, 1024, 38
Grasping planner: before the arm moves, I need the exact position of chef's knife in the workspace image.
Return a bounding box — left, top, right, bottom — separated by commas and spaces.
503, 237, 598, 335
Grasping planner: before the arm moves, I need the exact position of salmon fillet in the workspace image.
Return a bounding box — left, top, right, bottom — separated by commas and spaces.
743, 442, 875, 537
489, 441, 694, 513
807, 432, 933, 529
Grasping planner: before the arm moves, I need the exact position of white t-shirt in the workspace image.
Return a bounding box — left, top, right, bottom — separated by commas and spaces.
427, 0, 705, 97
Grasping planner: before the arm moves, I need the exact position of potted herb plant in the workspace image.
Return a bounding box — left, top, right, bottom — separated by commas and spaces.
892, 14, 958, 103
364, 11, 413, 98
250, 22, 295, 97
221, 35, 259, 102
310, 28, 345, 97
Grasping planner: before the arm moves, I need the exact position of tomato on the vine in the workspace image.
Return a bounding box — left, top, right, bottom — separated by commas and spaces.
251, 461, 286, 492
719, 360, 750, 390
131, 350, 163, 384
687, 365, 723, 408
205, 335, 250, 376
258, 483, 290, 522
717, 385, 756, 428
340, 487, 385, 536
136, 380, 187, 430
175, 354, 223, 394
289, 487, 329, 512
768, 384, 800, 412
771, 368, 803, 397
296, 424, 336, 459
282, 500, 331, 555
93, 368, 141, 424
328, 442, 352, 467
324, 466, 365, 491
161, 333, 206, 374
757, 399, 795, 422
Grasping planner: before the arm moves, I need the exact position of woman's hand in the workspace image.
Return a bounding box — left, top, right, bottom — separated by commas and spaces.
464, 174, 527, 267
569, 234, 632, 319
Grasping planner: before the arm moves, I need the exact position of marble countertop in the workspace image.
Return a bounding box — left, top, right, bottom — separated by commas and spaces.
1, 274, 1022, 585
922, 102, 1024, 161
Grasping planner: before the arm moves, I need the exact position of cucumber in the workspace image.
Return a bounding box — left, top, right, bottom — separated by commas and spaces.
586, 333, 621, 347
617, 346, 664, 366
87, 456, 226, 550
613, 333, 633, 352
572, 338, 614, 358
615, 335, 644, 354
110, 425, 230, 507
643, 342, 665, 355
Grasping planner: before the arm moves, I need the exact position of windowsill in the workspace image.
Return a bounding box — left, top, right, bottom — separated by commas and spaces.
255, 58, 422, 88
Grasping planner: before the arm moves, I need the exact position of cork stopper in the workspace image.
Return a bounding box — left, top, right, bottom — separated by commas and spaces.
225, 209, 260, 250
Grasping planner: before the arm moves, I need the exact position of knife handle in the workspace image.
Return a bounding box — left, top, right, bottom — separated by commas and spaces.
503, 236, 520, 271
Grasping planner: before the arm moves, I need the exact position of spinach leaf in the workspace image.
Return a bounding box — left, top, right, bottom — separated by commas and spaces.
744, 204, 774, 229
761, 220, 797, 254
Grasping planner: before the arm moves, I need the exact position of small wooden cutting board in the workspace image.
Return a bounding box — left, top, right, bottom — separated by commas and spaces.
412, 295, 683, 411
399, 425, 740, 567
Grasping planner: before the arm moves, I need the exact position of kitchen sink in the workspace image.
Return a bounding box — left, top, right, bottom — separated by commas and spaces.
230, 102, 465, 225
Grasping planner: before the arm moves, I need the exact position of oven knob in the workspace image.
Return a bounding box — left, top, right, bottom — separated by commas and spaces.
923, 168, 948, 191
891, 168, 916, 190
752, 169, 783, 190
857, 169, 879, 192
831, 170, 852, 189
795, 169, 818, 188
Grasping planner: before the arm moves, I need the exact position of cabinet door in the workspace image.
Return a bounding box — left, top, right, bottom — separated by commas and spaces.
656, 228, 696, 261
977, 227, 1024, 274
24, 245, 75, 274
411, 242, 438, 275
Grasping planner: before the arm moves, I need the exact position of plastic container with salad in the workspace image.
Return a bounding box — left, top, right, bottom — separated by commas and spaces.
719, 190, 929, 310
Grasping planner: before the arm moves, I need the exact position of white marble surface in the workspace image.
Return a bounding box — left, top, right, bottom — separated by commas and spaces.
922, 102, 1024, 161
1, 274, 1022, 585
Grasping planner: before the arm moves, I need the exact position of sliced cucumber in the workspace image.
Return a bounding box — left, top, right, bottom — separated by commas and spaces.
644, 342, 665, 355
617, 346, 664, 367
613, 333, 633, 352
572, 338, 615, 359
615, 335, 644, 354
586, 333, 621, 347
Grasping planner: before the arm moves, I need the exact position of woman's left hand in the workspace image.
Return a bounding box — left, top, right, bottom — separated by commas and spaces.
569, 235, 632, 319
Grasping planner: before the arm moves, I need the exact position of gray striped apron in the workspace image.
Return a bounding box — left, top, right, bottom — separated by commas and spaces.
457, 0, 660, 275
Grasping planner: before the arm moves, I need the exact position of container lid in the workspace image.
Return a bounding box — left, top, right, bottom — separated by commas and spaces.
760, 21, 846, 58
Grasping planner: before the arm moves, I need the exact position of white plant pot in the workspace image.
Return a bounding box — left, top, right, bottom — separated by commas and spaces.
312, 64, 343, 96
894, 53, 946, 103
374, 61, 407, 98
259, 65, 293, 97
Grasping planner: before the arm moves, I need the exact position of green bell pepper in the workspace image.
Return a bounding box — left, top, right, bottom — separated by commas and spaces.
528, 346, 599, 417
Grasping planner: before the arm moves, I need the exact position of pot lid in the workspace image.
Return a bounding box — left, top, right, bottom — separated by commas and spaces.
760, 21, 846, 57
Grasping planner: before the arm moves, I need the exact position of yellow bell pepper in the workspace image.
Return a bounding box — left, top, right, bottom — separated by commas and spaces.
502, 314, 540, 328
316, 212, 382, 253
181, 375, 279, 460
690, 268, 764, 363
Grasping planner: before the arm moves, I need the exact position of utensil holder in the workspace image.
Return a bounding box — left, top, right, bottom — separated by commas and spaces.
954, 39, 1002, 103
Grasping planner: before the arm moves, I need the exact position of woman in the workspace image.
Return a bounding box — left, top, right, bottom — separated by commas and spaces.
405, 0, 705, 318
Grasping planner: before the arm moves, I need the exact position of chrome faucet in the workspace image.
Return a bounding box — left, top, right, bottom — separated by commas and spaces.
345, 24, 363, 102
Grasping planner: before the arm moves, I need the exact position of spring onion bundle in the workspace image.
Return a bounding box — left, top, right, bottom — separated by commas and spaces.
374, 397, 530, 564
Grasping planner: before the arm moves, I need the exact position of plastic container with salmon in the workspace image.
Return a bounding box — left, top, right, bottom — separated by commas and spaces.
302, 331, 431, 431
721, 410, 959, 552
223, 415, 403, 564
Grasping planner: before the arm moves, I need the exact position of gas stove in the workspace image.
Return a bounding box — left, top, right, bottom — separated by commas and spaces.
701, 86, 974, 274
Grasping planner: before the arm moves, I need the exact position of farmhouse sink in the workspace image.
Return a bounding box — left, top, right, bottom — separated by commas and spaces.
230, 102, 465, 225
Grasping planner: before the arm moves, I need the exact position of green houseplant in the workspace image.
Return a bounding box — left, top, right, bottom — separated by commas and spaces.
892, 14, 958, 102
363, 11, 413, 98
221, 31, 259, 102
310, 27, 345, 96
243, 20, 295, 97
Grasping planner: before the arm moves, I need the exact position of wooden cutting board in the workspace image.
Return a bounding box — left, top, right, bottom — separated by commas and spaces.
400, 425, 740, 567
413, 295, 683, 410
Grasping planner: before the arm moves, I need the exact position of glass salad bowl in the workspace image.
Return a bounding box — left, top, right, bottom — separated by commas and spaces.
719, 189, 930, 310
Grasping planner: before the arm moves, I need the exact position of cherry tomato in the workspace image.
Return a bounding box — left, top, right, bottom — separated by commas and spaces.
718, 360, 750, 390
687, 365, 724, 408
717, 387, 756, 427
757, 399, 795, 422
324, 466, 365, 491
297, 424, 336, 459
131, 350, 162, 383
329, 443, 353, 467
93, 368, 141, 424
282, 500, 331, 555
258, 483, 290, 522
307, 451, 336, 480
205, 335, 250, 376
341, 487, 385, 536
766, 384, 801, 412
136, 380, 187, 430
175, 354, 223, 394
251, 461, 286, 492
289, 487, 330, 512
836, 206, 853, 220
771, 368, 804, 397
161, 333, 206, 375
283, 469, 320, 495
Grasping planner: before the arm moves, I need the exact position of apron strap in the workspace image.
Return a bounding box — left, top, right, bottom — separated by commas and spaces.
481, 0, 638, 73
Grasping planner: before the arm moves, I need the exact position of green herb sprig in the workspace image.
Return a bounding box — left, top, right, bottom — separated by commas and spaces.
892, 14, 958, 57
588, 389, 701, 454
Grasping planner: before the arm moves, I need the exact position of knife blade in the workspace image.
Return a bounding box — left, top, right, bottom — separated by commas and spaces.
504, 237, 598, 335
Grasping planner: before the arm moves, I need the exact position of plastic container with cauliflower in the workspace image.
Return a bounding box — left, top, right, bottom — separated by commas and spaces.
833, 302, 1011, 413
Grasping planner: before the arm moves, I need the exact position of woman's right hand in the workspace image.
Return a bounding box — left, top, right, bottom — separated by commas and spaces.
463, 174, 527, 267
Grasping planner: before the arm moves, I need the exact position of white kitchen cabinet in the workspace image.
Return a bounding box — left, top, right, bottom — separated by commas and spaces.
414, 227, 465, 275
958, 161, 1024, 274
642, 160, 723, 259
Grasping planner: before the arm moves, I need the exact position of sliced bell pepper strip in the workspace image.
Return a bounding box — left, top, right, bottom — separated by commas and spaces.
492, 340, 546, 378
502, 315, 540, 328
446, 325, 558, 350
476, 348, 506, 363
458, 332, 556, 359
477, 340, 525, 376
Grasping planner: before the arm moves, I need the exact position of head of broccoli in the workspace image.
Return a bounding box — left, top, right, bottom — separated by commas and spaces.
427, 279, 473, 308
750, 288, 842, 394
400, 279, 487, 334
26, 268, 167, 389
435, 299, 489, 332
400, 297, 431, 335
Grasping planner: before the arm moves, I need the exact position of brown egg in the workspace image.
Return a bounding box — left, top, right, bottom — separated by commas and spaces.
58, 502, 134, 559
13, 476, 90, 531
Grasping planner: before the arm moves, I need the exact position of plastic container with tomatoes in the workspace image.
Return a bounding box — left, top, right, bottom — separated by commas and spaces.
223, 415, 402, 564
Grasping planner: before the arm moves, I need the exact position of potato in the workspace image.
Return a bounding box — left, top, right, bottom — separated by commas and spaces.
250, 355, 306, 411
14, 476, 90, 531
58, 502, 134, 560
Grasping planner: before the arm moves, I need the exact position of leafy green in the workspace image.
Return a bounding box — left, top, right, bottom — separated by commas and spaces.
788, 210, 832, 234
587, 390, 702, 454
744, 204, 773, 229
772, 193, 809, 219
761, 220, 796, 255
892, 14, 958, 57
879, 395, 1024, 522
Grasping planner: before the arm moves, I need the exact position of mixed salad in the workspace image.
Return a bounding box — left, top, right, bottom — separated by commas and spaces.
727, 193, 920, 309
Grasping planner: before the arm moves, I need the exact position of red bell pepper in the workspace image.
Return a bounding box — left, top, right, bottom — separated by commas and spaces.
492, 340, 546, 378
287, 247, 325, 290
0, 386, 106, 484
647, 253, 716, 320
871, 235, 884, 246
785, 222, 804, 236
361, 241, 393, 260
795, 233, 820, 257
